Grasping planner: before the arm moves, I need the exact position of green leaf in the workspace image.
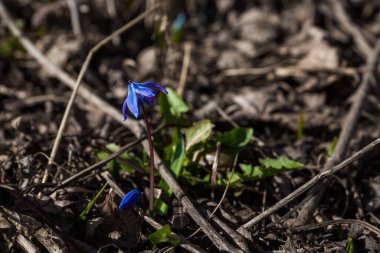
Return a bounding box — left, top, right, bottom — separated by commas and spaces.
78, 182, 109, 221
240, 163, 253, 176
240, 164, 265, 179
259, 157, 303, 170
159, 87, 189, 122
327, 137, 338, 157
96, 150, 120, 175
155, 24, 167, 48
148, 225, 180, 246
239, 164, 265, 180
251, 166, 266, 178
171, 29, 182, 44
216, 128, 253, 147
346, 237, 356, 253
166, 130, 186, 178
0, 36, 25, 57
104, 143, 119, 153
185, 120, 213, 151
226, 171, 241, 184
239, 157, 303, 181
0, 20, 26, 57
155, 130, 185, 215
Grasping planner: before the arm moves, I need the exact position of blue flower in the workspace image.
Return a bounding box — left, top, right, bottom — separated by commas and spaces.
119, 189, 142, 211
122, 81, 168, 120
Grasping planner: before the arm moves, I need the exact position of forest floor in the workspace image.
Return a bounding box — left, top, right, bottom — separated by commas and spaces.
1, 0, 380, 252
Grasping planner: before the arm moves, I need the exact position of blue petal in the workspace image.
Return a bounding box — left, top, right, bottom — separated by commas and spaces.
127, 83, 140, 118
122, 96, 128, 121
138, 82, 168, 94
119, 189, 142, 211
134, 85, 156, 99
137, 94, 154, 105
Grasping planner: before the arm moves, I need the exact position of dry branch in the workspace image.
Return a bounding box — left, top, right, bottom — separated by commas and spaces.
291, 219, 380, 237
237, 137, 380, 232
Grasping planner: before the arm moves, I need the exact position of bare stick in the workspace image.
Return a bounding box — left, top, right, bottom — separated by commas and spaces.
237, 137, 380, 232
207, 210, 251, 253
16, 234, 39, 253
67, 0, 81, 36
291, 219, 380, 236
0, 3, 242, 251
177, 42, 192, 97
294, 3, 380, 225
329, 0, 372, 58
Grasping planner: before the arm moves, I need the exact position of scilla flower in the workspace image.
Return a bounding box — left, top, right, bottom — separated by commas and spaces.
119, 189, 142, 211
122, 80, 168, 120
121, 80, 167, 211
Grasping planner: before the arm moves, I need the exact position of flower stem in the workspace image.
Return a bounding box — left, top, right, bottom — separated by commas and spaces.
141, 105, 154, 211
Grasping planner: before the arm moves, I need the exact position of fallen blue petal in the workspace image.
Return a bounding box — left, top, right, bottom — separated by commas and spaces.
119, 189, 142, 211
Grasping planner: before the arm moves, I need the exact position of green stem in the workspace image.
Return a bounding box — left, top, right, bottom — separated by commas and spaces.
141, 105, 154, 211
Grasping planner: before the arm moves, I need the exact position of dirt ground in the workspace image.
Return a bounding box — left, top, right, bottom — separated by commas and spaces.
1, 0, 380, 252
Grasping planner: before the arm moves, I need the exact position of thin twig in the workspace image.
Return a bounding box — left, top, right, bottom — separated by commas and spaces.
207, 210, 250, 253
237, 137, 380, 232
48, 123, 177, 194
223, 58, 289, 77
67, 0, 81, 36
49, 130, 147, 193
290, 219, 380, 236
214, 102, 239, 128
329, 0, 372, 58
105, 0, 120, 45
209, 155, 250, 252
211, 142, 221, 189
177, 42, 192, 97
189, 155, 236, 227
